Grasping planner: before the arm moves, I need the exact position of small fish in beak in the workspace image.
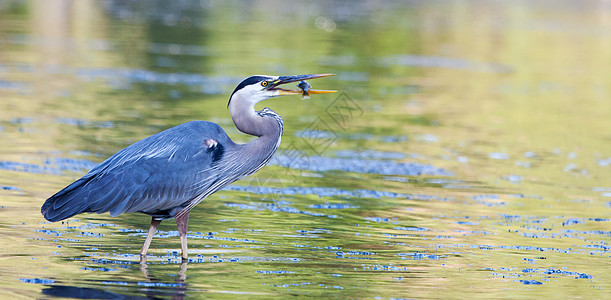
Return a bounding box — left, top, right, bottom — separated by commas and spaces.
297, 80, 311, 100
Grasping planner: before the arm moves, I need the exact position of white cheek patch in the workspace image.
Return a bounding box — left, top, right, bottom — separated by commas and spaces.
205, 139, 218, 148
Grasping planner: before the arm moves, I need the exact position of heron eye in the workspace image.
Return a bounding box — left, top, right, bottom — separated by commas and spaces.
261, 81, 269, 87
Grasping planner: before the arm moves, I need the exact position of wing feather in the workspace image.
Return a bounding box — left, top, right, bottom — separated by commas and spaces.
41, 121, 230, 221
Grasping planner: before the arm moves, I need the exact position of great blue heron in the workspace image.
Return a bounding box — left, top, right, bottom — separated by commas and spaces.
41, 73, 335, 262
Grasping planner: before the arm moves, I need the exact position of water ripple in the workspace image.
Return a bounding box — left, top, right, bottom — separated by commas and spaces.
269, 155, 452, 176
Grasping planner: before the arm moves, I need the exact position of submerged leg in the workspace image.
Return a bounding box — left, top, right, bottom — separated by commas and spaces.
176, 212, 190, 261
140, 218, 162, 263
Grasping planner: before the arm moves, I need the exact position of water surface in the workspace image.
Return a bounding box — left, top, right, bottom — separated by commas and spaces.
0, 1, 610, 298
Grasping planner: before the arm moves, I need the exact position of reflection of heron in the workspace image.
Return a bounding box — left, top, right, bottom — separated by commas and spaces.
41, 74, 335, 262
44, 262, 190, 299
140, 260, 189, 299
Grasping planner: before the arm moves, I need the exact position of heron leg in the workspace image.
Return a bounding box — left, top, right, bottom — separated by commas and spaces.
176, 212, 190, 261
140, 218, 162, 263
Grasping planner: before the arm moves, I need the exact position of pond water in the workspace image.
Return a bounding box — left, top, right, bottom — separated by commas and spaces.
1, 1, 610, 298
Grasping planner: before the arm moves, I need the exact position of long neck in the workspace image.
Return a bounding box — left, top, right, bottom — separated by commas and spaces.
230, 98, 276, 137
228, 96, 283, 169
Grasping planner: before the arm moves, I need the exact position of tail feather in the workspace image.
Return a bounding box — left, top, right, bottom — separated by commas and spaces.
41, 168, 135, 222
41, 175, 95, 222
41, 193, 91, 222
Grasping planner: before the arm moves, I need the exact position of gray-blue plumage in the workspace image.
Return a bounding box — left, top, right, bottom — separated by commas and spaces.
40, 73, 333, 261
42, 121, 237, 221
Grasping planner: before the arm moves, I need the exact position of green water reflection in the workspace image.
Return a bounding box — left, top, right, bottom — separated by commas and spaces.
0, 1, 609, 298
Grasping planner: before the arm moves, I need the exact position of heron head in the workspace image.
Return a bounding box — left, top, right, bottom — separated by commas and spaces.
228, 73, 335, 108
